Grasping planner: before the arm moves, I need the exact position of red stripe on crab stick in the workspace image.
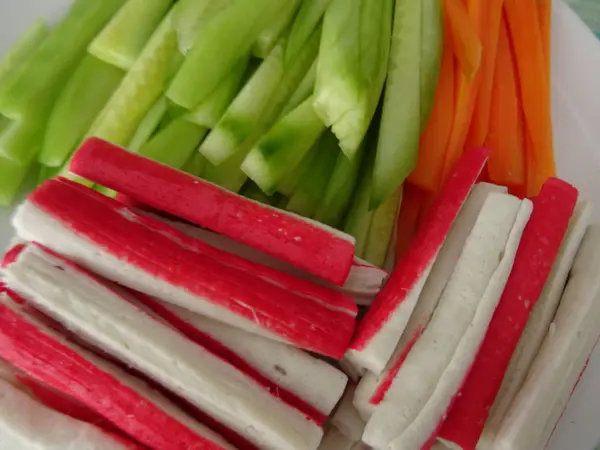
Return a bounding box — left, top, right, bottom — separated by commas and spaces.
70, 138, 355, 286
438, 178, 578, 450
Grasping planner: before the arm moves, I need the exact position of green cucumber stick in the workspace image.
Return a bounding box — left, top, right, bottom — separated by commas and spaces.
0, 156, 33, 206
371, 0, 422, 209
40, 55, 125, 167
0, 110, 47, 163
285, 0, 333, 63
276, 141, 319, 197
314, 0, 393, 159
200, 28, 321, 166
90, 0, 175, 71
343, 154, 375, 257
182, 151, 207, 177
420, 0, 443, 131
0, 116, 10, 135
364, 187, 402, 267
167, 0, 286, 109
128, 97, 168, 153
138, 119, 208, 169
253, 0, 302, 59
241, 181, 280, 206
202, 150, 250, 193
280, 60, 317, 118
88, 11, 179, 146
0, 19, 48, 85
286, 131, 338, 218
242, 96, 326, 195
0, 0, 125, 119
314, 140, 366, 227
37, 164, 60, 185
186, 56, 250, 128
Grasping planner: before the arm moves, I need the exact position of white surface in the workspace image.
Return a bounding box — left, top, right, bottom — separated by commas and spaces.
0, 1, 600, 449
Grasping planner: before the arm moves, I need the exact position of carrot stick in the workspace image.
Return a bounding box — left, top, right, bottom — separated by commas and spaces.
443, 0, 482, 81
485, 15, 525, 187
465, 0, 505, 149
504, 0, 555, 196
537, 0, 551, 71
409, 30, 455, 193
394, 183, 425, 260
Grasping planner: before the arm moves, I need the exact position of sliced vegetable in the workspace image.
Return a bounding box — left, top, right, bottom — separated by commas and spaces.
443, 0, 482, 80
371, 0, 422, 209
89, 0, 175, 70
70, 138, 356, 286
37, 164, 60, 185
419, 0, 444, 130
0, 19, 48, 86
127, 97, 168, 153
0, 157, 31, 207
0, 112, 47, 163
253, 0, 302, 58
286, 0, 332, 63
343, 159, 374, 259
276, 142, 319, 198
202, 151, 250, 193
279, 60, 317, 118
39, 55, 124, 167
241, 180, 280, 206
182, 151, 207, 178
363, 188, 402, 268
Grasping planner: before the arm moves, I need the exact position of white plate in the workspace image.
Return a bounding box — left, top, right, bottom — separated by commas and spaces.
0, 1, 599, 449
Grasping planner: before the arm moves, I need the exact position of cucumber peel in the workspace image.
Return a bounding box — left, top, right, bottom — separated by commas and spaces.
285, 0, 332, 63
90, 0, 175, 71
363, 187, 402, 267
420, 0, 443, 131
128, 97, 168, 153
0, 19, 48, 86
276, 140, 319, 197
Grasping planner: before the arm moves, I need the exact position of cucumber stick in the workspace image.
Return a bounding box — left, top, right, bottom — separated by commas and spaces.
138, 119, 208, 169
371, 0, 422, 209
254, 0, 302, 59
314, 0, 393, 159
167, 0, 286, 109
202, 149, 249, 193
344, 161, 374, 258
182, 151, 207, 177
37, 164, 60, 185
242, 181, 280, 206
88, 11, 179, 146
280, 60, 317, 118
186, 56, 250, 128
420, 0, 443, 130
363, 187, 402, 267
276, 141, 319, 197
0, 156, 32, 207
0, 115, 45, 163
242, 96, 326, 195
90, 0, 175, 71
285, 131, 338, 218
40, 55, 125, 167
286, 0, 332, 63
200, 28, 321, 166
0, 19, 48, 85
0, 0, 125, 119
128, 97, 168, 153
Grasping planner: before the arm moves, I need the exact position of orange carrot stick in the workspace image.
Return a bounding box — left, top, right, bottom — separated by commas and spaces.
409, 31, 455, 193
504, 0, 555, 196
395, 183, 425, 261
537, 0, 551, 70
443, 0, 482, 81
485, 15, 525, 187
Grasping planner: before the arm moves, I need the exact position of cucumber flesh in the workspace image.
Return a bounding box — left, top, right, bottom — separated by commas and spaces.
253, 0, 302, 59
343, 154, 375, 257
90, 0, 175, 71
202, 149, 250, 193
276, 139, 319, 197
182, 151, 207, 177
167, 0, 286, 109
0, 156, 33, 206
363, 187, 402, 267
128, 97, 169, 153
280, 59, 317, 118
419, 0, 444, 131
0, 0, 125, 119
241, 96, 326, 195
0, 19, 48, 85
314, 0, 393, 159
371, 0, 422, 209
0, 112, 47, 164
286, 0, 332, 63
241, 180, 280, 206
37, 164, 61, 185
40, 55, 124, 167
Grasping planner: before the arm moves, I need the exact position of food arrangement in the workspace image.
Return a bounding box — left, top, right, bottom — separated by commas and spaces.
0, 0, 599, 449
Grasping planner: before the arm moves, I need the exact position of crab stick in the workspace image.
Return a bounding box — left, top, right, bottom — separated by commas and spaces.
317, 427, 369, 450
493, 226, 600, 450
362, 193, 532, 449
69, 137, 356, 286
329, 385, 366, 442
4, 244, 324, 450
345, 148, 491, 375
479, 200, 592, 446
12, 179, 356, 358
438, 178, 579, 450
0, 292, 234, 450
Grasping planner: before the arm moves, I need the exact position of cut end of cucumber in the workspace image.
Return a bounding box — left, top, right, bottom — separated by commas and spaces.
199, 127, 244, 166
241, 147, 276, 195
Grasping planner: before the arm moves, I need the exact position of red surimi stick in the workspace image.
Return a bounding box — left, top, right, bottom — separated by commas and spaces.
438, 178, 578, 450
0, 293, 233, 450
345, 148, 491, 375
70, 138, 356, 286
13, 179, 356, 358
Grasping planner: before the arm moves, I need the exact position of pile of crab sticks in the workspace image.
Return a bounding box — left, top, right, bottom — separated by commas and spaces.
0, 138, 598, 450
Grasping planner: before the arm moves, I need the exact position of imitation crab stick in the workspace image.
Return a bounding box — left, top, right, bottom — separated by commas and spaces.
70, 138, 355, 286
329, 384, 366, 442
481, 201, 592, 445
362, 193, 532, 450
0, 292, 234, 450
345, 148, 490, 375
438, 178, 578, 450
493, 227, 600, 450
4, 244, 324, 450
13, 180, 356, 358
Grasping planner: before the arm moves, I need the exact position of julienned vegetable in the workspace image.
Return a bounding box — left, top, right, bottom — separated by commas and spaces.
70, 138, 357, 287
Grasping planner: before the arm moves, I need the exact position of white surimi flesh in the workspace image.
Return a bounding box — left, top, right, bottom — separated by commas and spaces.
362, 193, 533, 449
493, 226, 600, 450
478, 201, 593, 447
329, 385, 366, 442
317, 427, 369, 450
4, 245, 323, 450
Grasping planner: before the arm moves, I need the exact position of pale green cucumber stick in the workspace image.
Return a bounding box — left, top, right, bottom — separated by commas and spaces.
90, 0, 175, 71
364, 186, 402, 267
199, 28, 321, 166
128, 97, 168, 153
0, 19, 48, 86
202, 150, 250, 193
40, 55, 124, 167
242, 181, 281, 206
420, 0, 444, 130
0, 156, 33, 207
0, 0, 124, 119
344, 155, 375, 258
167, 0, 287, 109
314, 0, 393, 159
0, 114, 46, 163
182, 151, 208, 178
88, 11, 180, 147
285, 131, 338, 218
37, 165, 61, 185
254, 0, 302, 59
371, 0, 422, 209
242, 96, 326, 195
138, 119, 208, 169
276, 141, 319, 198
279, 60, 317, 118
285, 0, 333, 63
